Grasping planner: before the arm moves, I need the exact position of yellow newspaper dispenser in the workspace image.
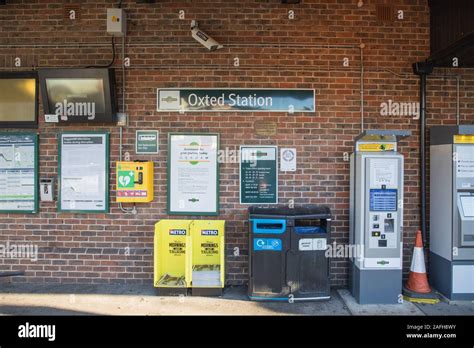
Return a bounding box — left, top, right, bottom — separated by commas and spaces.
190, 220, 225, 296
154, 220, 191, 295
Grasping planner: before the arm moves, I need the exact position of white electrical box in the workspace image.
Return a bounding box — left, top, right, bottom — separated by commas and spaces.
107, 8, 126, 36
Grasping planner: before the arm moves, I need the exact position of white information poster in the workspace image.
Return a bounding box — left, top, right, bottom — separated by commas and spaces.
168, 133, 219, 215
59, 132, 109, 213
456, 145, 474, 179
0, 133, 38, 213
370, 158, 398, 188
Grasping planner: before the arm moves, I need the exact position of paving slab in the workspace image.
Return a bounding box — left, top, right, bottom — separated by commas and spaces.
337, 289, 425, 316
415, 300, 474, 316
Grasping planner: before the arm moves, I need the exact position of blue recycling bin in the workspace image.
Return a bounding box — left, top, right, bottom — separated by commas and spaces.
248, 205, 332, 301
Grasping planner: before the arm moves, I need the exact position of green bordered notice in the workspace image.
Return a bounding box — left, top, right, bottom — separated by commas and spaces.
167, 133, 219, 215
136, 130, 159, 154
0, 133, 39, 213
58, 132, 109, 213
240, 146, 278, 204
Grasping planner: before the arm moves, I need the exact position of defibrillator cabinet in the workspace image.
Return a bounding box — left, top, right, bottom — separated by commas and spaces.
116, 161, 154, 203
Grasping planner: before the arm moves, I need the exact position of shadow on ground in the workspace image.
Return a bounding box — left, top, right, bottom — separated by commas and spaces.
0, 305, 96, 315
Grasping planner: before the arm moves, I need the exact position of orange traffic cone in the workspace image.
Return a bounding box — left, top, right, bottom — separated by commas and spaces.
403, 230, 439, 304
405, 230, 431, 293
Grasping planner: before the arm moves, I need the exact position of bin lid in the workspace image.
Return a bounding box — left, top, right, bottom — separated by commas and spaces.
248, 205, 331, 218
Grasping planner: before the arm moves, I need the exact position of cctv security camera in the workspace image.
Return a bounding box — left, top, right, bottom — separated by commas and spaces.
190, 20, 223, 51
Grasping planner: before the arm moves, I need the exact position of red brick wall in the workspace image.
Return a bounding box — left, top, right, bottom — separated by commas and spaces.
0, 0, 472, 286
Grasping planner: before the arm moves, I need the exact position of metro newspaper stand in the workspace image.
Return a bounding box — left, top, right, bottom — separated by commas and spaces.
349, 130, 411, 304
154, 220, 192, 295
154, 220, 225, 296
190, 220, 225, 296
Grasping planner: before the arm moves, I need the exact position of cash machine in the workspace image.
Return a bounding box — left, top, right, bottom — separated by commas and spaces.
430, 125, 474, 301
349, 130, 411, 304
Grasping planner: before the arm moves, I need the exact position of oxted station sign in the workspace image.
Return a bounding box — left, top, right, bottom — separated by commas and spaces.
157, 89, 315, 113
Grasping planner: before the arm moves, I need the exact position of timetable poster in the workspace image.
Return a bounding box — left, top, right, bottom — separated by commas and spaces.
240, 146, 278, 204
0, 133, 38, 213
168, 133, 219, 215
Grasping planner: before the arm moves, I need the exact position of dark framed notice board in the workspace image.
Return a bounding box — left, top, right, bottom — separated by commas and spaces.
240, 145, 278, 204
0, 132, 39, 213
167, 133, 220, 215
58, 131, 109, 213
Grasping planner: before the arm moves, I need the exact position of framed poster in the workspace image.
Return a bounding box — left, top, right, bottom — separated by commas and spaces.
58, 131, 109, 213
168, 133, 219, 215
240, 146, 278, 204
0, 132, 39, 213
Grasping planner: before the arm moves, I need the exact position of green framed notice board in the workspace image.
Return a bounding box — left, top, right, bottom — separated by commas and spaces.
0, 132, 39, 213
167, 133, 220, 215
240, 145, 278, 204
58, 131, 109, 213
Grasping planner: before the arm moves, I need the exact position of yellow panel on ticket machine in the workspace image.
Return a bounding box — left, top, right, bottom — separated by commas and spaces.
116, 161, 154, 203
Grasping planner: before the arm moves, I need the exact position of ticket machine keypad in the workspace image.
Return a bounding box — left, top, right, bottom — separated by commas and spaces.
369, 212, 397, 249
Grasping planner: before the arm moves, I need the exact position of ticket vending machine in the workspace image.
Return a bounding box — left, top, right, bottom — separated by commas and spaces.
350, 130, 411, 304
430, 125, 474, 301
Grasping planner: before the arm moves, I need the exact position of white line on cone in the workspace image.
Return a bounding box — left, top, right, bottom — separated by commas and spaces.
410, 246, 426, 273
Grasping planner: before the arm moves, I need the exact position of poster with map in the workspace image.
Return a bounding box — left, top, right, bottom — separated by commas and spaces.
0, 133, 38, 213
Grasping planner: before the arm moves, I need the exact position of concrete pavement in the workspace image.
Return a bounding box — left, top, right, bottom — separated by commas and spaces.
0, 283, 472, 316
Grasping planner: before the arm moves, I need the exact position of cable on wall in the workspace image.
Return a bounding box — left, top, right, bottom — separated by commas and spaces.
85, 36, 116, 69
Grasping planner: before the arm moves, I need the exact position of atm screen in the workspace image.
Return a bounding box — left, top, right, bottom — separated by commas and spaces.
461, 196, 474, 217
369, 189, 398, 212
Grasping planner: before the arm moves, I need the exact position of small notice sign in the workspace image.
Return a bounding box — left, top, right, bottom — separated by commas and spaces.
136, 130, 159, 154
280, 148, 296, 172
